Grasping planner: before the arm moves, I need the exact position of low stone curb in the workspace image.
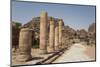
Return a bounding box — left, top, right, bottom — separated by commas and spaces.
35, 48, 67, 64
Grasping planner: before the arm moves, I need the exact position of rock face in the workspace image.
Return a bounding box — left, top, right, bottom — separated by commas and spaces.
88, 23, 96, 33
62, 22, 96, 47
62, 26, 76, 47
63, 26, 76, 37
76, 29, 88, 40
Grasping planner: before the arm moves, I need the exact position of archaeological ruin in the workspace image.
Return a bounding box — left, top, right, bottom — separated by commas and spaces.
12, 11, 96, 66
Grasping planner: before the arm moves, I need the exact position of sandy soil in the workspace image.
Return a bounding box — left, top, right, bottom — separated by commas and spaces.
53, 43, 95, 63
84, 45, 95, 59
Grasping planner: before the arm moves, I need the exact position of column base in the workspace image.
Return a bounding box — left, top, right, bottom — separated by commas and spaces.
47, 48, 55, 53
55, 46, 60, 51
39, 49, 47, 54
16, 54, 32, 62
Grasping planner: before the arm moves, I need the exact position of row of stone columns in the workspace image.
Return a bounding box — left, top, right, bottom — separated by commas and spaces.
17, 11, 63, 62
39, 11, 63, 54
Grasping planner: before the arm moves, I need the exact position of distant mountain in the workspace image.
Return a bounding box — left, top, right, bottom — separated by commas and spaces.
23, 16, 62, 29
12, 17, 96, 47
88, 23, 96, 33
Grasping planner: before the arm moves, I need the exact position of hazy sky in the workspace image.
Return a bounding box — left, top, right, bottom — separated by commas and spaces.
12, 1, 96, 30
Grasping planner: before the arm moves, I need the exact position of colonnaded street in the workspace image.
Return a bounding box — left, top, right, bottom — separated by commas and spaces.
12, 11, 96, 66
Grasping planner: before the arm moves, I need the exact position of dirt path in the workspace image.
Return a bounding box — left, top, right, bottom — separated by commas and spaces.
53, 43, 95, 63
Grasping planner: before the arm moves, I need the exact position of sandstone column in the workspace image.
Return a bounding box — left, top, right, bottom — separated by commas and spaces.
59, 19, 63, 48
39, 11, 48, 54
17, 28, 32, 62
48, 20, 55, 52
55, 25, 59, 50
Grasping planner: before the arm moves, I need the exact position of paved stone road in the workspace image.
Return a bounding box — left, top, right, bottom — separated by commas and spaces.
53, 43, 94, 63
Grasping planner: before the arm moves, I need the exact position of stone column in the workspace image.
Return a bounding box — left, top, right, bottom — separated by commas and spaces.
48, 20, 55, 52
59, 19, 63, 48
39, 11, 48, 54
55, 25, 59, 50
17, 28, 32, 62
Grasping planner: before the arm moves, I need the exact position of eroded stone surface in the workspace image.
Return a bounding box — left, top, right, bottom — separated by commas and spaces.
48, 20, 55, 52
39, 11, 48, 54
16, 28, 32, 62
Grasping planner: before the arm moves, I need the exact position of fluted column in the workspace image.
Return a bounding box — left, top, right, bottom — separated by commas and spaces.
39, 11, 48, 54
48, 20, 55, 52
17, 28, 32, 62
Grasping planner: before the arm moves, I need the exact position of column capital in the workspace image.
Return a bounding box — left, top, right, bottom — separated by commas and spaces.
40, 11, 47, 16
50, 20, 55, 25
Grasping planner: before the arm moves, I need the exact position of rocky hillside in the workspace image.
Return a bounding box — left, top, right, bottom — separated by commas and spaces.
23, 17, 64, 47
88, 23, 96, 33
12, 16, 96, 48
23, 17, 64, 29
62, 22, 96, 47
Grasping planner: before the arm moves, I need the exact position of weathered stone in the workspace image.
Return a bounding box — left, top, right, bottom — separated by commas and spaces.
16, 28, 32, 62
39, 11, 48, 54
48, 20, 55, 52
58, 19, 63, 48
55, 26, 59, 50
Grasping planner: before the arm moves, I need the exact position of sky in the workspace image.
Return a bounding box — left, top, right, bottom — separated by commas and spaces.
11, 0, 96, 31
